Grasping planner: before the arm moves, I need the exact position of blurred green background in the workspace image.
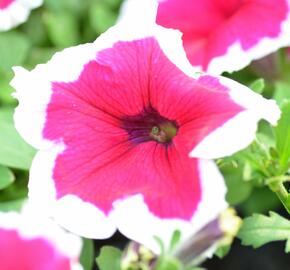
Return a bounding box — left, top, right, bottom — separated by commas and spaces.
0, 1, 290, 270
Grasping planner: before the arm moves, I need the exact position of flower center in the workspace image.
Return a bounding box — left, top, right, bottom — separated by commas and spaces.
121, 107, 178, 145
150, 122, 177, 143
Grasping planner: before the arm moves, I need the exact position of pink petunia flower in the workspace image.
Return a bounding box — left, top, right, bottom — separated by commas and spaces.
0, 0, 42, 31
0, 211, 82, 270
121, 0, 290, 74
11, 23, 280, 251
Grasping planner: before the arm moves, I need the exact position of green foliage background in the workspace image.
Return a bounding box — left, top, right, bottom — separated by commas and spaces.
0, 0, 290, 269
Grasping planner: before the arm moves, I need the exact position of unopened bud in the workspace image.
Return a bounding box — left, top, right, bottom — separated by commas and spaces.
121, 242, 156, 270
174, 208, 242, 266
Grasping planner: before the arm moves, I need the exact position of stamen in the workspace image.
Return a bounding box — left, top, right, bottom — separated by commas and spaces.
121, 107, 178, 145
150, 122, 177, 144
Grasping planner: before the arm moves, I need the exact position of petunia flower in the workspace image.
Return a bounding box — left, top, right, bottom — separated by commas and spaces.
11, 22, 280, 252
0, 211, 82, 270
0, 0, 42, 31
120, 0, 290, 74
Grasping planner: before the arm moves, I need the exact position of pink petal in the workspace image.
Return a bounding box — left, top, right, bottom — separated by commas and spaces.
0, 212, 82, 270
0, 0, 14, 9
155, 0, 290, 73
12, 23, 279, 250
42, 37, 241, 220
0, 229, 71, 270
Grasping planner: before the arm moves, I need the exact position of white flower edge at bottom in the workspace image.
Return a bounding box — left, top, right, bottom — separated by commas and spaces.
29, 142, 227, 254
0, 210, 83, 270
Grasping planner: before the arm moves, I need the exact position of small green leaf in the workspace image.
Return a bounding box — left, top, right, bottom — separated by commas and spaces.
249, 78, 265, 94
274, 101, 290, 172
0, 165, 15, 190
215, 244, 231, 259
80, 238, 94, 270
154, 235, 165, 255
96, 246, 122, 270
0, 32, 30, 71
238, 211, 290, 252
169, 230, 182, 252
0, 109, 35, 170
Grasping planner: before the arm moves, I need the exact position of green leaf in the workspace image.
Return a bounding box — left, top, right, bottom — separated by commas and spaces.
155, 257, 182, 270
249, 78, 265, 94
0, 198, 26, 212
240, 187, 280, 216
221, 163, 253, 205
154, 235, 165, 255
0, 165, 15, 190
44, 11, 80, 47
169, 230, 182, 252
0, 109, 35, 170
274, 101, 290, 172
80, 238, 94, 270
238, 211, 290, 252
215, 244, 231, 259
96, 246, 121, 270
0, 32, 30, 71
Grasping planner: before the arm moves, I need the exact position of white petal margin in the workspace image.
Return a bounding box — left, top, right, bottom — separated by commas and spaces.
0, 0, 42, 32
29, 143, 227, 254
206, 4, 290, 74
118, 0, 158, 25
190, 76, 281, 159
28, 144, 117, 239
112, 159, 227, 253
11, 22, 198, 150
0, 210, 83, 270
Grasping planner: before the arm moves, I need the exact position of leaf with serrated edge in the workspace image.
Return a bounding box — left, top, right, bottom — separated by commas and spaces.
238, 212, 290, 252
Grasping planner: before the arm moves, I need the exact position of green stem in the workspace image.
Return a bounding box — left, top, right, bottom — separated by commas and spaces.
269, 182, 290, 215
266, 175, 290, 184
